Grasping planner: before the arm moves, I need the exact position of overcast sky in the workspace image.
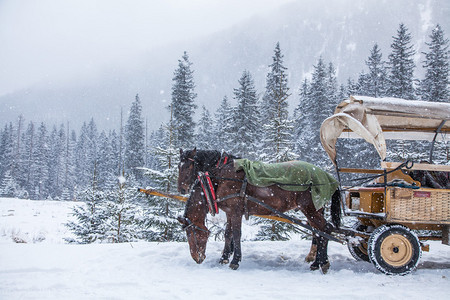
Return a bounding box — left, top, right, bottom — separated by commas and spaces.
0, 0, 293, 96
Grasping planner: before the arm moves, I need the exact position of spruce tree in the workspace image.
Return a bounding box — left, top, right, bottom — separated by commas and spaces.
231, 70, 261, 158
365, 43, 387, 97
260, 42, 295, 163
420, 24, 449, 102
196, 105, 215, 149
125, 94, 145, 180
35, 123, 50, 199
171, 51, 197, 149
103, 175, 140, 243
0, 124, 13, 181
66, 164, 108, 244
142, 104, 185, 242
297, 57, 330, 165
214, 96, 234, 152
387, 23, 416, 99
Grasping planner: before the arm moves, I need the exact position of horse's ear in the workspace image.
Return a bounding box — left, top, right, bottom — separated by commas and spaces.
180, 148, 183, 156
192, 147, 197, 156
177, 216, 189, 226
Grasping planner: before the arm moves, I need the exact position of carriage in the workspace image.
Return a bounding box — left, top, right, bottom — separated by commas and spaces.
320, 95, 450, 275
139, 95, 449, 276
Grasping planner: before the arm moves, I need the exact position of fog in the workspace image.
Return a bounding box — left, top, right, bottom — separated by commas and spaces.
0, 0, 293, 96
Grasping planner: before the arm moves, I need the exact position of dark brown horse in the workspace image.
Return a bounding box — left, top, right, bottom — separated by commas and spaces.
177, 148, 341, 273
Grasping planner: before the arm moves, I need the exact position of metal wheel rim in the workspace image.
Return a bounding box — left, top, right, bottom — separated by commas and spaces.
380, 234, 413, 267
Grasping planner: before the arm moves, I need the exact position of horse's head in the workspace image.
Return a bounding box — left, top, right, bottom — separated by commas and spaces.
178, 148, 198, 194
178, 185, 210, 264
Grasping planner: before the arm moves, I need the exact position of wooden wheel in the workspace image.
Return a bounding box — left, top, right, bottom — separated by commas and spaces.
368, 224, 421, 275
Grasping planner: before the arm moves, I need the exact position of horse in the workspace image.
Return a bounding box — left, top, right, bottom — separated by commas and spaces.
177, 148, 341, 273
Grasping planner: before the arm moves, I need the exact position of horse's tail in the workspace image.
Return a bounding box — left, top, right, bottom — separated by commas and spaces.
330, 189, 341, 229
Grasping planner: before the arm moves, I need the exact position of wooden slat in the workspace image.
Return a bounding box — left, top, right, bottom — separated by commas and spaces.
338, 167, 384, 174
381, 162, 450, 172
138, 188, 188, 202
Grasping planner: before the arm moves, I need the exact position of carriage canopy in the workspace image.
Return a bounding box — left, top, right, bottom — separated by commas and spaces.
320, 95, 450, 166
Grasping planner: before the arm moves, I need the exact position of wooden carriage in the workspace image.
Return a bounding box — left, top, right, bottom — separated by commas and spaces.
320, 95, 450, 275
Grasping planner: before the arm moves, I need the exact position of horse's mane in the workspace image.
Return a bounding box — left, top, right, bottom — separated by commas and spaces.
183, 149, 239, 170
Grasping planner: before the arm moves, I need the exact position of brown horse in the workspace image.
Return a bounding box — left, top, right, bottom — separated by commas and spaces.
177, 148, 340, 273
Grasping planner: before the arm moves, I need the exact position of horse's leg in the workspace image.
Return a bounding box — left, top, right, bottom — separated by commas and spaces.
229, 213, 243, 270
219, 214, 234, 264
311, 235, 330, 274
304, 235, 318, 263
297, 194, 333, 273
304, 208, 324, 262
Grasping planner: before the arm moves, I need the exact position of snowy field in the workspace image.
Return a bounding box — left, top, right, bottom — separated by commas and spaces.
0, 198, 449, 299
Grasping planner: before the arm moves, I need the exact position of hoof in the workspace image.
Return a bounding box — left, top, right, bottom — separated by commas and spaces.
310, 262, 320, 271
219, 258, 229, 265
320, 262, 330, 274
229, 263, 239, 270
310, 261, 330, 274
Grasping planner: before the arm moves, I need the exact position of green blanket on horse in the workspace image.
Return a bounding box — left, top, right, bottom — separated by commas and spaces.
234, 159, 339, 210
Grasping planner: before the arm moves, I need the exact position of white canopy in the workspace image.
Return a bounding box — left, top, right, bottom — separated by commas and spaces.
320, 96, 450, 165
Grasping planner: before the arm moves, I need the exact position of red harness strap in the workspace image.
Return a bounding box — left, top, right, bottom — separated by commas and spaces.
216, 155, 228, 168
197, 172, 218, 215
205, 172, 218, 214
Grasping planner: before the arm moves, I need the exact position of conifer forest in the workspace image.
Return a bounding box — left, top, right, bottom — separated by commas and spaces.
1, 23, 449, 243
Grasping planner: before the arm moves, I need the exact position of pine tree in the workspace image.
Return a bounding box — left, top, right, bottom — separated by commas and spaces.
62, 129, 77, 200
0, 169, 19, 197
387, 23, 416, 99
196, 105, 215, 149
420, 24, 449, 102
103, 175, 140, 243
171, 51, 197, 149
66, 164, 107, 243
35, 123, 50, 199
0, 124, 14, 185
260, 42, 295, 163
142, 105, 185, 242
125, 94, 145, 180
214, 96, 234, 152
296, 57, 332, 166
231, 70, 261, 158
75, 119, 98, 189
365, 43, 388, 97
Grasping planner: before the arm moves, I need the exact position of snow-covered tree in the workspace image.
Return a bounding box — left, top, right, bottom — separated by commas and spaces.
76, 119, 98, 189
66, 164, 108, 243
103, 175, 140, 243
387, 23, 416, 99
260, 42, 295, 162
231, 70, 261, 158
214, 96, 234, 152
0, 170, 20, 197
365, 43, 388, 97
34, 123, 50, 199
142, 105, 185, 242
171, 51, 197, 149
125, 94, 145, 180
419, 24, 449, 102
196, 105, 215, 149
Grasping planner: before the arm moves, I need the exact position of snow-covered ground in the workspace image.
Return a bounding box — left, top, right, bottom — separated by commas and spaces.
0, 198, 449, 299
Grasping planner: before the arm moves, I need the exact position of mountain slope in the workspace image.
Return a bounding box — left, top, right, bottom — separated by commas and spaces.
1, 0, 448, 131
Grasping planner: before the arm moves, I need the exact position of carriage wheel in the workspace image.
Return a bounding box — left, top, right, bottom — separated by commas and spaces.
368, 224, 421, 275
347, 221, 370, 262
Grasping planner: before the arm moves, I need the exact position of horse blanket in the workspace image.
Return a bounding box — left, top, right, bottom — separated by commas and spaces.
234, 159, 339, 210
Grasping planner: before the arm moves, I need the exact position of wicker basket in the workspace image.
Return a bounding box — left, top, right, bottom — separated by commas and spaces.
387, 187, 450, 224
